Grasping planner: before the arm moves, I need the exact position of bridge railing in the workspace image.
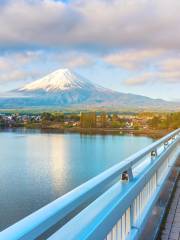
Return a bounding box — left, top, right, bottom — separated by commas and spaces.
0, 129, 180, 240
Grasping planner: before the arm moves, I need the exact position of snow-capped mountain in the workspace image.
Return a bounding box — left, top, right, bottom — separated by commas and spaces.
19, 69, 98, 93
0, 68, 179, 110
16, 68, 116, 106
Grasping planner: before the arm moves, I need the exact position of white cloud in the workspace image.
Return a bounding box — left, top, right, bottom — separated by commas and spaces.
0, 51, 41, 82
103, 48, 180, 86
104, 49, 164, 70
0, 70, 36, 82
158, 58, 180, 72
125, 73, 153, 85
0, 58, 11, 71
52, 52, 95, 69
0, 50, 95, 82
125, 71, 180, 85
1, 0, 180, 90
0, 0, 180, 50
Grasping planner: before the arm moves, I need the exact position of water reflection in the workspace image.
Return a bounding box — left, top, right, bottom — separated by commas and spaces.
0, 129, 153, 230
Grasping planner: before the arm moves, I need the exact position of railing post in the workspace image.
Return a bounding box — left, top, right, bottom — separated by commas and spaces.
121, 168, 133, 181
151, 149, 157, 161
164, 141, 169, 149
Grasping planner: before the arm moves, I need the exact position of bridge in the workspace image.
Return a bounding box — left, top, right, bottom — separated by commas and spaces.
0, 129, 180, 240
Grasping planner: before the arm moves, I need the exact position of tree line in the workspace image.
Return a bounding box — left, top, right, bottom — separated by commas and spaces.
148, 112, 180, 130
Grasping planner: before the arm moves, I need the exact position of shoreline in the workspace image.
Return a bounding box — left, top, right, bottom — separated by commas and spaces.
0, 123, 172, 139
46, 128, 169, 139
22, 124, 171, 139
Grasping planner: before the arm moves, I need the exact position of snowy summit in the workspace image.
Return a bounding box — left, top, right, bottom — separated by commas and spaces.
19, 68, 94, 92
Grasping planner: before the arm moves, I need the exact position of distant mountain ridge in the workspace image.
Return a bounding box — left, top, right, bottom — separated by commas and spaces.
0, 68, 179, 110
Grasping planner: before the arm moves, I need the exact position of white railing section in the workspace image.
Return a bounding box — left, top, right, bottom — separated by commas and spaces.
106, 207, 131, 240
133, 173, 157, 226
0, 129, 180, 240
102, 137, 179, 240
103, 172, 158, 240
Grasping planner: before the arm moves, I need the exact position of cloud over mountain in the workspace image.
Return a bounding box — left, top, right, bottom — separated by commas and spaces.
0, 0, 180, 100
0, 0, 180, 50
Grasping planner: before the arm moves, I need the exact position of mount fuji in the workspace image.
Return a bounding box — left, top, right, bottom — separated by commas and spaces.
19, 68, 98, 93
17, 68, 119, 106
0, 68, 179, 110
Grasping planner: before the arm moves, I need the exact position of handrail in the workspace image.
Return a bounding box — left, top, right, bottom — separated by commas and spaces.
49, 138, 180, 240
0, 128, 179, 240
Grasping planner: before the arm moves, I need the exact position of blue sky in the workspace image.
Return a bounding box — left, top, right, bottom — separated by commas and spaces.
0, 0, 180, 101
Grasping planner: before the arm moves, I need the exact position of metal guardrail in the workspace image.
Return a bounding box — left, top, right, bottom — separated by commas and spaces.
0, 129, 180, 240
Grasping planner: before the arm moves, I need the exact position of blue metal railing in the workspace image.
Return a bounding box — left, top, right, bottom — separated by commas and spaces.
0, 128, 180, 240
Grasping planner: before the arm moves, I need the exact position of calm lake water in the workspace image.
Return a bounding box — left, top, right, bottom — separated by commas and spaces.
0, 129, 153, 230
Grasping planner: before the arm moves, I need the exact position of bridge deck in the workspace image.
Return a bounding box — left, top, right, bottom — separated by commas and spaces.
161, 177, 180, 240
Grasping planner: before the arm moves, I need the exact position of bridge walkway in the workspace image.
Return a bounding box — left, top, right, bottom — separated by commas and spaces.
160, 176, 180, 240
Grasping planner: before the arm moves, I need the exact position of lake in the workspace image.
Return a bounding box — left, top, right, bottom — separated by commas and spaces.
0, 129, 153, 230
